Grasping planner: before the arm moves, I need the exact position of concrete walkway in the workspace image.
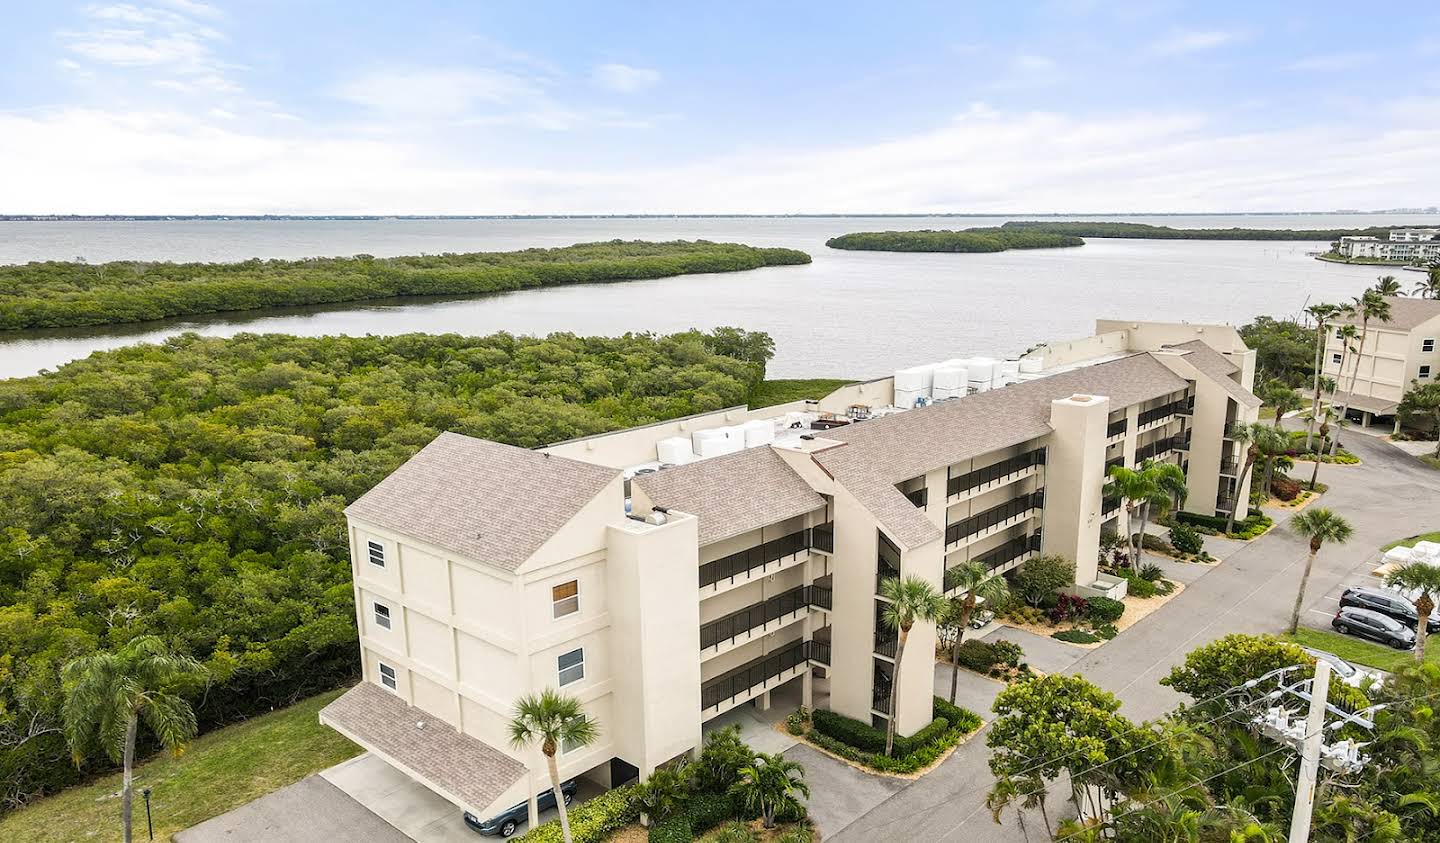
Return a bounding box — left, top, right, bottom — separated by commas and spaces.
176, 775, 411, 843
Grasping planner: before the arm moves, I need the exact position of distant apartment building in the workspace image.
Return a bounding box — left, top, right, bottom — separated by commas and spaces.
1336, 229, 1440, 262
1324, 295, 1440, 426
319, 319, 1261, 828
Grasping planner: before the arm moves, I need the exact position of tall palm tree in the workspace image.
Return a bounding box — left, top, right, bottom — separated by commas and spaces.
1108, 464, 1168, 569
1412, 261, 1440, 300
1373, 275, 1403, 296
942, 562, 1010, 704
62, 636, 206, 843
1338, 289, 1392, 424
1288, 508, 1353, 634
1329, 324, 1358, 453
508, 689, 599, 843
1305, 303, 1344, 450
1254, 426, 1290, 500
1223, 422, 1267, 534
1385, 562, 1440, 663
1307, 405, 1339, 490
1267, 384, 1303, 431
878, 575, 947, 756
728, 752, 809, 829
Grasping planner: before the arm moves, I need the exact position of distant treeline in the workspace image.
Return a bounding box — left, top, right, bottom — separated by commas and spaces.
825, 229, 1084, 252
998, 221, 1409, 241
0, 240, 811, 330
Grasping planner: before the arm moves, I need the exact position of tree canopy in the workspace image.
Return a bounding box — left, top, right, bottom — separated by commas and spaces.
0, 327, 768, 809
825, 229, 1083, 252
0, 240, 811, 330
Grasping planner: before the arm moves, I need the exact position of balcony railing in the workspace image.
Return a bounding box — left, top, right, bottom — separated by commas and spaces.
812, 522, 834, 553
873, 683, 891, 713
1139, 398, 1189, 427
1216, 494, 1237, 513
1107, 418, 1128, 438
904, 487, 928, 508
975, 532, 1042, 572
874, 632, 897, 659
947, 448, 1046, 498
1177, 395, 1196, 415
876, 558, 900, 594
700, 586, 808, 650
945, 490, 1045, 547
1105, 455, 1124, 474
1219, 458, 1240, 475
806, 578, 833, 611
1136, 435, 1186, 464
701, 640, 808, 710
699, 528, 811, 589
807, 639, 831, 666
1102, 492, 1122, 518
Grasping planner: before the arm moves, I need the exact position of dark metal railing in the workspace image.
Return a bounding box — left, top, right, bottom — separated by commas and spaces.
1139, 398, 1189, 427
1216, 494, 1237, 513
807, 638, 831, 665
701, 640, 808, 710
873, 683, 892, 712
812, 522, 834, 553
904, 487, 928, 508
807, 580, 833, 610
1136, 435, 1185, 464
944, 490, 1045, 546
1105, 455, 1125, 473
976, 532, 1043, 573
700, 586, 808, 650
874, 633, 897, 659
1102, 493, 1122, 518
876, 558, 900, 594
1107, 418, 1128, 438
1177, 395, 1196, 415
1219, 458, 1240, 475
947, 448, 1046, 497
699, 528, 811, 588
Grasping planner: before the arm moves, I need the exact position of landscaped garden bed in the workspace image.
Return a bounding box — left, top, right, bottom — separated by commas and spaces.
784, 697, 983, 778
1174, 510, 1275, 541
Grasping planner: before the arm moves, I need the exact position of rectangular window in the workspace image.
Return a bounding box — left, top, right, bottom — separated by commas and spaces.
378, 662, 397, 691
1425, 339, 1436, 353
1335, 327, 1344, 339
373, 602, 392, 630
558, 648, 585, 686
1331, 353, 1343, 365
552, 580, 580, 619
1422, 365, 1433, 379
367, 540, 385, 568
562, 716, 588, 754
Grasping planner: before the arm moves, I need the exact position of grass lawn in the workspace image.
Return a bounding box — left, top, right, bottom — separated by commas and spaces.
749, 378, 855, 408
0, 687, 361, 843
1421, 454, 1440, 471
1284, 628, 1439, 674
1382, 531, 1440, 551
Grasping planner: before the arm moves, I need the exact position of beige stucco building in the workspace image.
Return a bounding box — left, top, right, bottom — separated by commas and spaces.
1323, 296, 1440, 427
319, 319, 1261, 828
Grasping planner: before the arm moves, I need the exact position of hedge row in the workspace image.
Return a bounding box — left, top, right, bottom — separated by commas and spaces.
515, 783, 640, 843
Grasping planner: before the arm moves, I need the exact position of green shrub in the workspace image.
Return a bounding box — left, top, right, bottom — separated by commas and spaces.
1125, 576, 1158, 599
932, 696, 983, 733
894, 717, 949, 757
1155, 579, 1177, 596
706, 821, 759, 843
517, 784, 639, 843
1096, 623, 1119, 640
1271, 474, 1302, 501
771, 824, 816, 843
1086, 596, 1125, 623
1168, 523, 1204, 555
954, 639, 999, 672
682, 791, 735, 836
990, 639, 1024, 667
1138, 563, 1164, 582
632, 765, 694, 823
1140, 533, 1174, 554
811, 709, 887, 754
649, 814, 693, 843
694, 725, 754, 793
1053, 629, 1101, 643
784, 707, 809, 736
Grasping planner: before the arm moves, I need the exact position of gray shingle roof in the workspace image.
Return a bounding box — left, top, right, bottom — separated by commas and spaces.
1326, 391, 1399, 415
1335, 296, 1440, 332
346, 431, 619, 571
633, 446, 826, 546
813, 354, 1189, 549
321, 682, 527, 814
1163, 342, 1262, 409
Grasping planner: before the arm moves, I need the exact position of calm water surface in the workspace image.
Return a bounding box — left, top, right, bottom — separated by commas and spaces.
0, 214, 1431, 380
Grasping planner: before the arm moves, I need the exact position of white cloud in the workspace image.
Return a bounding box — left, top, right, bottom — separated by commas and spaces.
61, 2, 239, 91
3, 103, 1436, 215
334, 67, 542, 118
1285, 52, 1374, 72
590, 63, 660, 93
1012, 54, 1056, 73
1147, 29, 1243, 57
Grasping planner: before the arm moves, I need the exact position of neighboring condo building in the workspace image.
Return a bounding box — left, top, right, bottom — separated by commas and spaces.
319, 319, 1262, 829
1336, 230, 1440, 262
1324, 295, 1440, 428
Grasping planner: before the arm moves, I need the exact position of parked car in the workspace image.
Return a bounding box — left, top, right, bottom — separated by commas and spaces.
464, 780, 578, 837
1339, 585, 1439, 633
1331, 607, 1416, 650
1302, 647, 1377, 688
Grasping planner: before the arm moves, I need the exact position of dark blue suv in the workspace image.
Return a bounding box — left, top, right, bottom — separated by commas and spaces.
464, 780, 578, 837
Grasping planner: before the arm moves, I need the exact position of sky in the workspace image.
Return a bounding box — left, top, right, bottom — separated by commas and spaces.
2, 0, 1438, 215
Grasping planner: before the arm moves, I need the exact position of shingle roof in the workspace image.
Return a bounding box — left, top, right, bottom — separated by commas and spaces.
1335, 296, 1440, 332
346, 431, 619, 571
1326, 391, 1399, 416
633, 446, 826, 546
813, 353, 1189, 549
321, 683, 526, 814
1163, 342, 1262, 409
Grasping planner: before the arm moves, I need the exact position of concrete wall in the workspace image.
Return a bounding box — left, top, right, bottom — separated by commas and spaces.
817, 378, 895, 414
1026, 331, 1129, 370
1325, 320, 1440, 409
1094, 320, 1248, 355
541, 402, 811, 469
1040, 394, 1110, 586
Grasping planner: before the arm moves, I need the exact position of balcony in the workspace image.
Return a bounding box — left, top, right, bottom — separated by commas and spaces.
1136, 434, 1185, 464
1138, 398, 1188, 431
872, 682, 892, 714
699, 528, 811, 594
875, 558, 900, 594
807, 575, 833, 611
904, 487, 929, 508
700, 586, 808, 653
807, 637, 831, 666
701, 639, 809, 714
874, 632, 897, 659
1176, 395, 1196, 415
1107, 417, 1128, 440
947, 448, 1046, 501
1101, 492, 1122, 519
1219, 458, 1240, 476
975, 532, 1042, 574
1105, 455, 1125, 474
811, 522, 834, 554
945, 490, 1045, 550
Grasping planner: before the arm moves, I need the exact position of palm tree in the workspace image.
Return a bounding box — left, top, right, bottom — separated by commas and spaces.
942, 562, 1010, 704
62, 636, 206, 843
1254, 426, 1290, 501
1288, 508, 1353, 634
1304, 303, 1343, 450
1397, 381, 1440, 458
878, 575, 947, 756
1307, 404, 1339, 490
508, 689, 599, 843
1373, 275, 1403, 296
1267, 384, 1303, 432
1385, 562, 1440, 663
1223, 422, 1266, 534
1108, 464, 1168, 569
728, 752, 809, 829
1412, 261, 1440, 299
1338, 289, 1392, 424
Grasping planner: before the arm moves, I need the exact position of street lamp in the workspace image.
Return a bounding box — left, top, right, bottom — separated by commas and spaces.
142, 787, 154, 841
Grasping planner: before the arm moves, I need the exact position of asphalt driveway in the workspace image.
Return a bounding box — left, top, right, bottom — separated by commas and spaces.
176, 775, 410, 843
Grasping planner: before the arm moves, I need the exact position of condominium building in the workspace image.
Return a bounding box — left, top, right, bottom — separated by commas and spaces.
1324, 295, 1440, 426
319, 319, 1261, 829
1389, 229, 1440, 243
1336, 235, 1440, 262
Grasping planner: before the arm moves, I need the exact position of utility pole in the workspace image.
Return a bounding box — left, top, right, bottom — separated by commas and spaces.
1288, 659, 1331, 843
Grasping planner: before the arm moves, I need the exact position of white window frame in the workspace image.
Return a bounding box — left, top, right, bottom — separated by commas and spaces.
373, 601, 392, 630
557, 647, 585, 686
1424, 339, 1436, 353
1422, 365, 1433, 379
1335, 327, 1344, 339
378, 662, 398, 691
1331, 353, 1343, 365
552, 580, 580, 619
562, 715, 589, 754
367, 540, 386, 568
